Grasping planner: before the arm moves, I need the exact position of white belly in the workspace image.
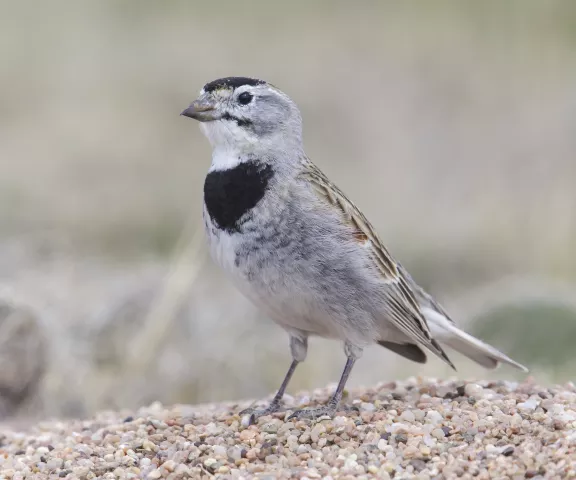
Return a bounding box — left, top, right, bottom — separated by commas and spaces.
203, 208, 377, 345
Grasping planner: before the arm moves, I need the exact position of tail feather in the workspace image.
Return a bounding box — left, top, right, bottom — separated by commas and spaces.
422, 307, 528, 372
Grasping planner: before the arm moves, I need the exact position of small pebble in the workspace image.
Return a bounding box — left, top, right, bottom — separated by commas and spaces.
261, 421, 281, 433
239, 429, 257, 442
400, 410, 415, 423
147, 469, 162, 479
310, 423, 326, 443
47, 458, 64, 469
212, 445, 227, 457
228, 446, 244, 461
410, 458, 427, 471
464, 383, 484, 398
162, 460, 176, 472
413, 409, 425, 421
501, 446, 515, 456
426, 410, 443, 424
360, 402, 376, 412
394, 434, 408, 444
431, 428, 445, 439
518, 397, 540, 411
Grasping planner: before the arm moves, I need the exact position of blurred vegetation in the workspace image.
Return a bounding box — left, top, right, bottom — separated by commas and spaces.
1, 0, 575, 421
473, 302, 576, 373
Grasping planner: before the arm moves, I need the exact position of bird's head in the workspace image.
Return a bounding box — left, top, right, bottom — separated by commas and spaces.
182, 77, 303, 155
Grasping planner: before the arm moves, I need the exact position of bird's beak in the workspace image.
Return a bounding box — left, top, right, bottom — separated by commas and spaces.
181, 94, 219, 122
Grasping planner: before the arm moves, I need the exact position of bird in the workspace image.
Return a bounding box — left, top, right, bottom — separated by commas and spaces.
181, 76, 527, 421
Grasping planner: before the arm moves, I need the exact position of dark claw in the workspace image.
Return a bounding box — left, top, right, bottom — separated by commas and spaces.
239, 403, 283, 425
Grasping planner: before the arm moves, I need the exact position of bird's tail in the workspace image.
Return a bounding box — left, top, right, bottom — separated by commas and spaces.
422, 307, 528, 372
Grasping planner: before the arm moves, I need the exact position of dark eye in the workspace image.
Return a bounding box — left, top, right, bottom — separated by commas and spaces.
237, 92, 253, 105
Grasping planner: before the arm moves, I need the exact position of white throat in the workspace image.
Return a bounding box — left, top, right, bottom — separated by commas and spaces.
208, 146, 247, 172
200, 120, 261, 173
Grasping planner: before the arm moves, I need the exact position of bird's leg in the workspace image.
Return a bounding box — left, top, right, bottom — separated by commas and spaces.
240, 335, 307, 424
288, 343, 361, 420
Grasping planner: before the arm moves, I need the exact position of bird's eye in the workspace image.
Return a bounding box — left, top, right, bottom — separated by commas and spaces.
237, 92, 253, 105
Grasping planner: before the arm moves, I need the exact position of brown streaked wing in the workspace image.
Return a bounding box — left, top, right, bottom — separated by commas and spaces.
299, 160, 454, 367
397, 263, 456, 325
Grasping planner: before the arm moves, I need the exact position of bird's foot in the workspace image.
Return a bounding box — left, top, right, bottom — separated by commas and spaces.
239, 402, 283, 426
287, 402, 340, 421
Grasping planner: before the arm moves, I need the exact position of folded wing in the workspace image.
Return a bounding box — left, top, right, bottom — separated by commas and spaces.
300, 159, 454, 369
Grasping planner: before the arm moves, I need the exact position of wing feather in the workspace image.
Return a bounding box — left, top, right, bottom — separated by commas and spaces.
397, 263, 456, 325
300, 160, 454, 368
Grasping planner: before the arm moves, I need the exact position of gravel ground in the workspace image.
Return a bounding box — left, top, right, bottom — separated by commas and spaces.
0, 378, 575, 479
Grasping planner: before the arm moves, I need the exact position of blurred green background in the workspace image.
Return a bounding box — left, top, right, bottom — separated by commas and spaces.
1, 0, 576, 421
